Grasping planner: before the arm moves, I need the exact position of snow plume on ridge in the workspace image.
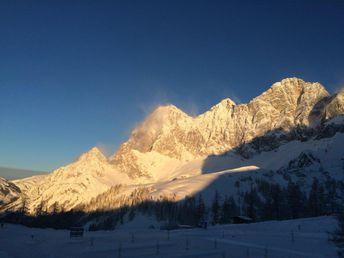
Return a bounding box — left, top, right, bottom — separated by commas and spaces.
95, 143, 117, 157
182, 101, 200, 117
219, 86, 242, 105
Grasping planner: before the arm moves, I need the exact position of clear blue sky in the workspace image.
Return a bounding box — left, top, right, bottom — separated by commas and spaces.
0, 0, 343, 172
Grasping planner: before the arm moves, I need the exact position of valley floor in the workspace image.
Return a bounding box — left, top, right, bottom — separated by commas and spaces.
0, 216, 338, 258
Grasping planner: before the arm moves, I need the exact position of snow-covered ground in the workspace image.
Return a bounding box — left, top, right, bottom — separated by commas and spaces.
0, 216, 338, 258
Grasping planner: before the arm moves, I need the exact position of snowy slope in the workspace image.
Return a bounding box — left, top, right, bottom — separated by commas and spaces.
11, 147, 133, 213
146, 132, 344, 204
77, 114, 344, 213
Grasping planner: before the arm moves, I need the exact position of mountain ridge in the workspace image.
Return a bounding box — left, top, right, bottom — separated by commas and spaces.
110, 77, 332, 178
2, 77, 344, 214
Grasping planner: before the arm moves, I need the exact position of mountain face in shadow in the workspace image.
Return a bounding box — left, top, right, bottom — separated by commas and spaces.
1, 77, 344, 218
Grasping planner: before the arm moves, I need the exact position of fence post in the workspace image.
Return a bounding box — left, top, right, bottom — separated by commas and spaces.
185, 238, 189, 251
156, 240, 160, 254
264, 246, 268, 258
131, 232, 135, 243
118, 242, 122, 258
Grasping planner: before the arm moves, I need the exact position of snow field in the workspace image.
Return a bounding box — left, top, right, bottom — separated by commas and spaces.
0, 216, 338, 258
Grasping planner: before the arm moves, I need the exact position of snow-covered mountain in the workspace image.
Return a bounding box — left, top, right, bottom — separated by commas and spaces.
110, 78, 332, 178
10, 147, 132, 213
1, 77, 344, 214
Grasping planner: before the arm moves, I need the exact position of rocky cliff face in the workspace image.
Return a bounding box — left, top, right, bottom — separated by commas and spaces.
324, 90, 344, 120
110, 78, 331, 178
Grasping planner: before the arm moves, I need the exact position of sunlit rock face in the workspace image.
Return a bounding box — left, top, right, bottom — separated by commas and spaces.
12, 147, 132, 213
324, 90, 344, 120
110, 78, 332, 178
0, 177, 21, 207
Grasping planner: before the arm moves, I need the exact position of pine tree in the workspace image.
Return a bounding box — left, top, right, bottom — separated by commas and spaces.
287, 182, 304, 219
20, 197, 29, 216
211, 191, 220, 225
196, 194, 205, 224
325, 179, 339, 214
220, 196, 237, 224
35, 201, 46, 216
308, 177, 320, 217
318, 184, 325, 215
128, 208, 136, 221
51, 202, 62, 214
243, 188, 261, 220
178, 196, 197, 225
271, 184, 284, 219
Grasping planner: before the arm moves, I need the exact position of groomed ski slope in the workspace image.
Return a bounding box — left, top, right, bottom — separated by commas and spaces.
0, 216, 338, 258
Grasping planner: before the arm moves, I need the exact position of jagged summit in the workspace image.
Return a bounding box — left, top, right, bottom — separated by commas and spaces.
77, 147, 107, 163
150, 99, 237, 120
146, 77, 325, 120
270, 77, 322, 89
152, 104, 187, 115
208, 98, 236, 111
273, 77, 306, 86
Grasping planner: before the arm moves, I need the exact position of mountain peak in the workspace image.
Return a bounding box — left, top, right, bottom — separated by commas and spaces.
152, 104, 187, 117
210, 98, 236, 110
270, 77, 326, 92
268, 77, 305, 91
280, 77, 305, 84
77, 147, 107, 162
140, 104, 189, 129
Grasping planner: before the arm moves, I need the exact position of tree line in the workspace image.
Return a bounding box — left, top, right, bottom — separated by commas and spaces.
1, 177, 343, 230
